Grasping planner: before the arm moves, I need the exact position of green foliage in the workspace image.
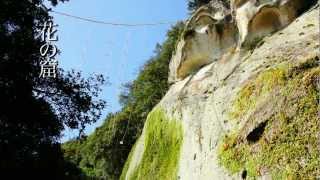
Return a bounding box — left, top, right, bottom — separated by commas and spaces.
80, 109, 141, 179
62, 22, 184, 179
187, 0, 211, 11
187, 0, 231, 12
219, 58, 320, 179
128, 108, 183, 180
128, 22, 184, 114
62, 139, 87, 170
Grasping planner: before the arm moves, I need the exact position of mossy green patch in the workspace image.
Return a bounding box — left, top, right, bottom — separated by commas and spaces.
129, 108, 183, 180
230, 64, 288, 119
219, 57, 320, 179
120, 140, 138, 180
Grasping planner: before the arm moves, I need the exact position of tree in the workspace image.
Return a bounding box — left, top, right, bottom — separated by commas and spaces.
62, 22, 185, 179
187, 0, 211, 11
0, 0, 106, 178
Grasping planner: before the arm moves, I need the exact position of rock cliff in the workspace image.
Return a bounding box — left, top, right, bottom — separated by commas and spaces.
121, 0, 319, 179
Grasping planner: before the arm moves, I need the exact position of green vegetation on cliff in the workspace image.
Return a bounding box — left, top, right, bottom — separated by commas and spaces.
125, 108, 183, 180
120, 138, 138, 180
62, 22, 184, 179
219, 57, 320, 179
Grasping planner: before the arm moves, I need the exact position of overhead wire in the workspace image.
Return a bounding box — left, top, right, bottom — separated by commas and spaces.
51, 10, 177, 27
31, 1, 180, 27
31, 1, 183, 143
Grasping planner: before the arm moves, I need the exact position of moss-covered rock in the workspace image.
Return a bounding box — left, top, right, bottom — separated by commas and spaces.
230, 63, 288, 119
120, 140, 138, 180
124, 108, 183, 180
219, 57, 320, 179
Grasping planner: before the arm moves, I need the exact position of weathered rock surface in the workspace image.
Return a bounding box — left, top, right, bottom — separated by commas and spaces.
169, 0, 237, 83
169, 0, 317, 83
122, 1, 319, 179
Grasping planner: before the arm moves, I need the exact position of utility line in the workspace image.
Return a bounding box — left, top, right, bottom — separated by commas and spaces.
31, 1, 178, 27
51, 10, 177, 27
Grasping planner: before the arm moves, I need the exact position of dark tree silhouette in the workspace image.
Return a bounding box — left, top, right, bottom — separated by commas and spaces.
187, 0, 211, 11
0, 0, 106, 178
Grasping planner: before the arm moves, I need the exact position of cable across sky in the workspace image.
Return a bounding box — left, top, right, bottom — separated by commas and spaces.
51, 10, 178, 27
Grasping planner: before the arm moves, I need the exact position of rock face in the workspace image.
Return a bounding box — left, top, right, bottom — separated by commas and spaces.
169, 0, 317, 83
122, 1, 319, 179
232, 0, 314, 46
169, 0, 237, 83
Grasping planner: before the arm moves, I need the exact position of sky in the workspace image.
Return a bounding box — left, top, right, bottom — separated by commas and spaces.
49, 0, 188, 142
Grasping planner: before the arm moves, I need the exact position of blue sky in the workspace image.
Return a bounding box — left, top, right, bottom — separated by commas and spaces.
49, 0, 188, 142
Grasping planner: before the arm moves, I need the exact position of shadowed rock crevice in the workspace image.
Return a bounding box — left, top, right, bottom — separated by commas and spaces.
246, 121, 267, 143
241, 170, 247, 179
295, 0, 318, 16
